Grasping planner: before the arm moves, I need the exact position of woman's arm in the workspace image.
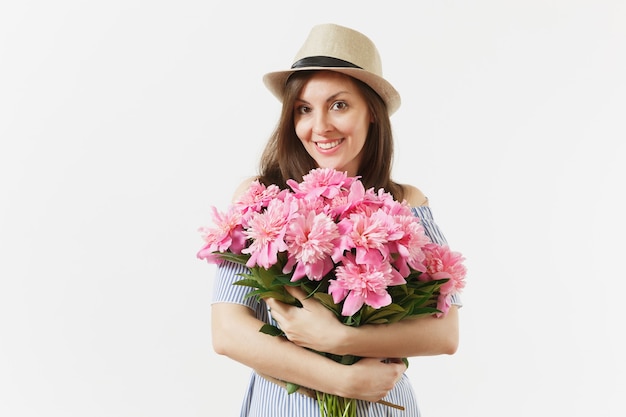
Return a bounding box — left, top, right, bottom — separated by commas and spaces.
335, 306, 459, 357
211, 302, 407, 402
266, 286, 459, 358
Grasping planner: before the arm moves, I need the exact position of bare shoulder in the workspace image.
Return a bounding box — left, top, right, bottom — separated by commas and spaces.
231, 176, 259, 202
400, 183, 429, 207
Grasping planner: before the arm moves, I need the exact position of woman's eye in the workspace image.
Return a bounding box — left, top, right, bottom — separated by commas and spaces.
331, 101, 348, 111
296, 105, 311, 114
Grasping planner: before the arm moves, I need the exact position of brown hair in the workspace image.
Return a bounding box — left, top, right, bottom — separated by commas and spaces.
258, 71, 405, 201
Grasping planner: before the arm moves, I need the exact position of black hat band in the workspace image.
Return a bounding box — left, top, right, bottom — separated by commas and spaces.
291, 56, 362, 70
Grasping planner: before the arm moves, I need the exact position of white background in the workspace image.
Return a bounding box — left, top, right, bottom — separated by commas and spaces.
1, 1, 625, 416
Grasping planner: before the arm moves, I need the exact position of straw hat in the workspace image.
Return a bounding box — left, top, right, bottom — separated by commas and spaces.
263, 23, 401, 115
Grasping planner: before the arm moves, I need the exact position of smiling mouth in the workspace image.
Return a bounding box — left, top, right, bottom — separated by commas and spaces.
316, 139, 344, 150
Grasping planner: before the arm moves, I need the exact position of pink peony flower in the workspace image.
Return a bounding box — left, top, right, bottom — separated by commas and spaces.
327, 180, 386, 220
388, 215, 431, 275
196, 206, 246, 264
419, 243, 467, 316
234, 180, 285, 225
241, 195, 298, 269
329, 254, 406, 316
287, 167, 356, 200
295, 191, 330, 217
283, 211, 341, 281
377, 189, 413, 217
336, 209, 395, 265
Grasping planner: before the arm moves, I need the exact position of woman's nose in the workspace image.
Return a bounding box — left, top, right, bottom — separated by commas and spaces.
312, 112, 332, 135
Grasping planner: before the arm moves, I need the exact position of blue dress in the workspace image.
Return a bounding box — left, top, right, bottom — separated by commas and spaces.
211, 206, 462, 417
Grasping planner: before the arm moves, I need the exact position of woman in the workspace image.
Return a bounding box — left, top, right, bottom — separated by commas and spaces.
210, 23, 461, 416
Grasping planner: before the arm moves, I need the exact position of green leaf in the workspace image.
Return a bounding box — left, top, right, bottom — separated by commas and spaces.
343, 313, 363, 327
252, 267, 281, 289
257, 291, 299, 305
407, 307, 442, 316
302, 278, 330, 298
255, 290, 287, 299
232, 278, 262, 288
402, 357, 409, 369
216, 252, 251, 265
312, 293, 342, 316
272, 274, 299, 286
285, 382, 301, 395
259, 324, 284, 336
338, 354, 359, 365
359, 303, 404, 324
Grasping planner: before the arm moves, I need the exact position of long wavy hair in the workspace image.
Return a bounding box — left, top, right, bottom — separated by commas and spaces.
258, 70, 405, 201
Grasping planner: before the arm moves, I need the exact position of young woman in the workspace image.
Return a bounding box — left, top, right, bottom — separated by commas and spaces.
210, 23, 461, 417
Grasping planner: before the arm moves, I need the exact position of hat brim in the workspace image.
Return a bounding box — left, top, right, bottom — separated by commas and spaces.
263, 67, 401, 116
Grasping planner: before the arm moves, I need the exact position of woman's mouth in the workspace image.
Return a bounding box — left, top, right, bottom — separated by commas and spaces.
316, 139, 344, 150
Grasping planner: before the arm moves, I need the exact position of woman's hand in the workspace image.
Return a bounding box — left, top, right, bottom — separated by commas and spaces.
264, 287, 410, 402
338, 357, 407, 402
265, 286, 348, 354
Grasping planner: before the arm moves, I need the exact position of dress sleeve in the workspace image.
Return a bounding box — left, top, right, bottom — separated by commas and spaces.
410, 206, 448, 245
410, 206, 463, 307
211, 260, 258, 310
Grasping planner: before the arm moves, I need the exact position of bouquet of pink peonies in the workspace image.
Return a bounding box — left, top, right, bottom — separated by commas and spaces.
197, 167, 466, 417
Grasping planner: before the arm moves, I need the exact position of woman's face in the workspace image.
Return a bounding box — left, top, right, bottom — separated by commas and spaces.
293, 71, 372, 177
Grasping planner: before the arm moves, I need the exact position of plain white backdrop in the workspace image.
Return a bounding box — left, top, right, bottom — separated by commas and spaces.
1, 1, 625, 416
